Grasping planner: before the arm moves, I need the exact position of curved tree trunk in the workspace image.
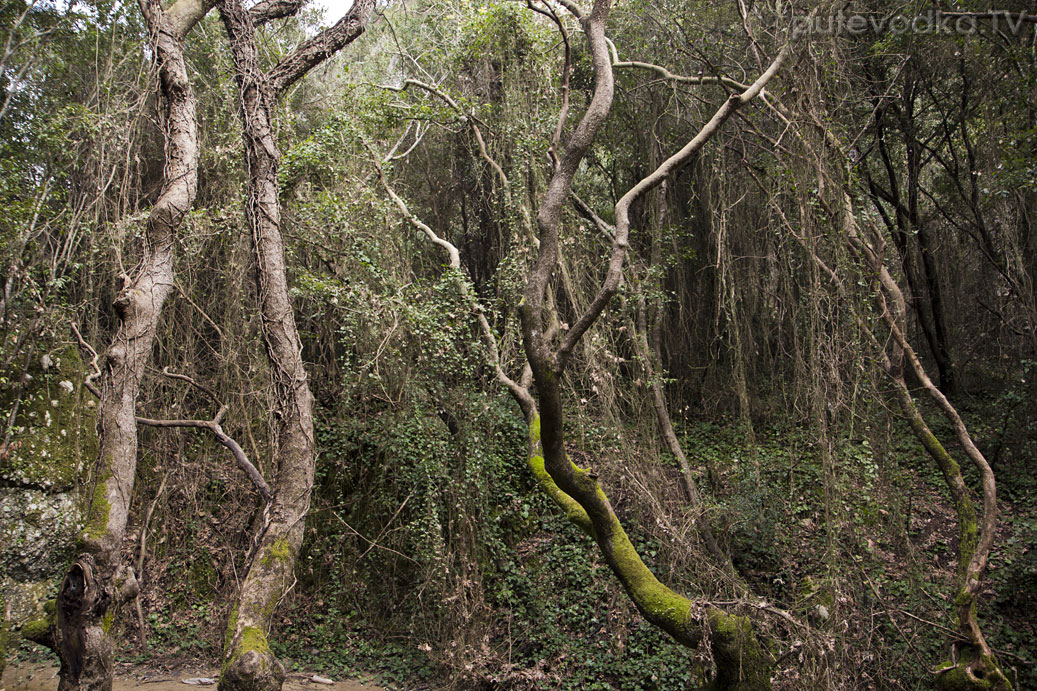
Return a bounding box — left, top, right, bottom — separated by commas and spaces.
52, 2, 203, 689
517, 2, 783, 687
843, 193, 1010, 690
214, 2, 373, 689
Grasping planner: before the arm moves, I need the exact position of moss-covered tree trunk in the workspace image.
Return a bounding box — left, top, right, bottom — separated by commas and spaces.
214, 2, 373, 689
52, 2, 205, 688
842, 193, 1011, 690
515, 2, 784, 687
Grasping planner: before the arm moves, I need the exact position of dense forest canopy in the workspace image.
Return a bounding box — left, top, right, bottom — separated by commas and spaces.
1, 1, 1036, 690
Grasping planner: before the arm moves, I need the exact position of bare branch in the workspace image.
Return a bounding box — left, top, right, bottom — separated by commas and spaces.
158, 366, 221, 406
570, 192, 614, 238
70, 322, 101, 398
555, 0, 583, 19
529, 1, 572, 167
607, 37, 751, 91
521, 0, 614, 373
367, 145, 461, 269
137, 404, 273, 502
557, 42, 789, 364
248, 0, 305, 25
71, 319, 273, 503
376, 79, 508, 186
367, 141, 537, 422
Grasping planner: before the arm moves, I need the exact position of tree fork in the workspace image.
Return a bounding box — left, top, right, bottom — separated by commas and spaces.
213, 0, 374, 688
518, 1, 787, 687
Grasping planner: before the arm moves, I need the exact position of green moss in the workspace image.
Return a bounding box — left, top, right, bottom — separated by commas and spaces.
240, 626, 269, 655
0, 345, 97, 490
260, 537, 293, 567
18, 616, 52, 644
527, 454, 592, 534
934, 648, 1011, 691
608, 521, 693, 633
935, 663, 998, 690
224, 604, 239, 651
83, 481, 111, 540
19, 599, 56, 648
529, 415, 541, 445
709, 609, 753, 645
223, 625, 271, 673
706, 609, 772, 690
101, 608, 115, 634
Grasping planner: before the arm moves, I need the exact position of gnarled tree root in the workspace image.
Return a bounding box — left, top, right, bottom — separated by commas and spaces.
935, 645, 1012, 691
220, 627, 284, 691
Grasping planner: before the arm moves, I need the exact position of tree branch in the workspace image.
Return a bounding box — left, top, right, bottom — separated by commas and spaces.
269, 0, 376, 96
557, 42, 788, 365
375, 79, 508, 186
137, 405, 273, 503
70, 323, 272, 502
165, 0, 217, 37
248, 0, 305, 25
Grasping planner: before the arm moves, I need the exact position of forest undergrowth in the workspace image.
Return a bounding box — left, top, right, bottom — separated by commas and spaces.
11, 391, 1032, 690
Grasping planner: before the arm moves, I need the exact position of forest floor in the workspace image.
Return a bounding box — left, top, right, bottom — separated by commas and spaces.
1, 662, 384, 691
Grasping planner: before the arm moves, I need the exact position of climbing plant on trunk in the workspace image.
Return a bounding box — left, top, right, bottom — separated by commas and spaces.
213, 1, 374, 689
51, 1, 208, 689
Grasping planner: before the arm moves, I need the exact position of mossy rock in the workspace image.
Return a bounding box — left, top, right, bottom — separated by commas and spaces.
0, 490, 80, 580
0, 345, 97, 491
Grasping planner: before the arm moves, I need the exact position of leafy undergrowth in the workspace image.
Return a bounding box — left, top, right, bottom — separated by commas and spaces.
12, 388, 1033, 691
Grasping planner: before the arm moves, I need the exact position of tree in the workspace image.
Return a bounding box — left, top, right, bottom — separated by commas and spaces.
212, 1, 374, 688
50, 1, 211, 689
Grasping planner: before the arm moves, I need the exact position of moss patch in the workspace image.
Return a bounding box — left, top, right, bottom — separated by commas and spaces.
18, 617, 51, 642
224, 604, 239, 651
527, 454, 592, 534
529, 414, 541, 446
0, 346, 97, 491
260, 537, 293, 567
83, 480, 111, 541
223, 625, 272, 673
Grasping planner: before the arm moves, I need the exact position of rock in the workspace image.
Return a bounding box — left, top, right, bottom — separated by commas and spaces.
311, 676, 334, 685
1, 578, 53, 625
0, 490, 80, 581
0, 343, 95, 629
181, 678, 217, 685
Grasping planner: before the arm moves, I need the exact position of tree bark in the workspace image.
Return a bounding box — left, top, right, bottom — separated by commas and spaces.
214, 2, 373, 689
53, 1, 201, 688
518, 2, 782, 687
842, 193, 1010, 690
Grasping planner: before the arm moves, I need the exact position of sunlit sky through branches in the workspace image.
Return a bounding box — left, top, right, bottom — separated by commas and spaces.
310, 0, 356, 24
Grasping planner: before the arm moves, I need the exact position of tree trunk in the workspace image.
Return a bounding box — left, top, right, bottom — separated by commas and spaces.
843, 193, 1010, 690
214, 1, 373, 687
53, 2, 201, 688
518, 3, 781, 687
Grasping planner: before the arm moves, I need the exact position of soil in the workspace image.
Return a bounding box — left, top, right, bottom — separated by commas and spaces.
1, 663, 383, 691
